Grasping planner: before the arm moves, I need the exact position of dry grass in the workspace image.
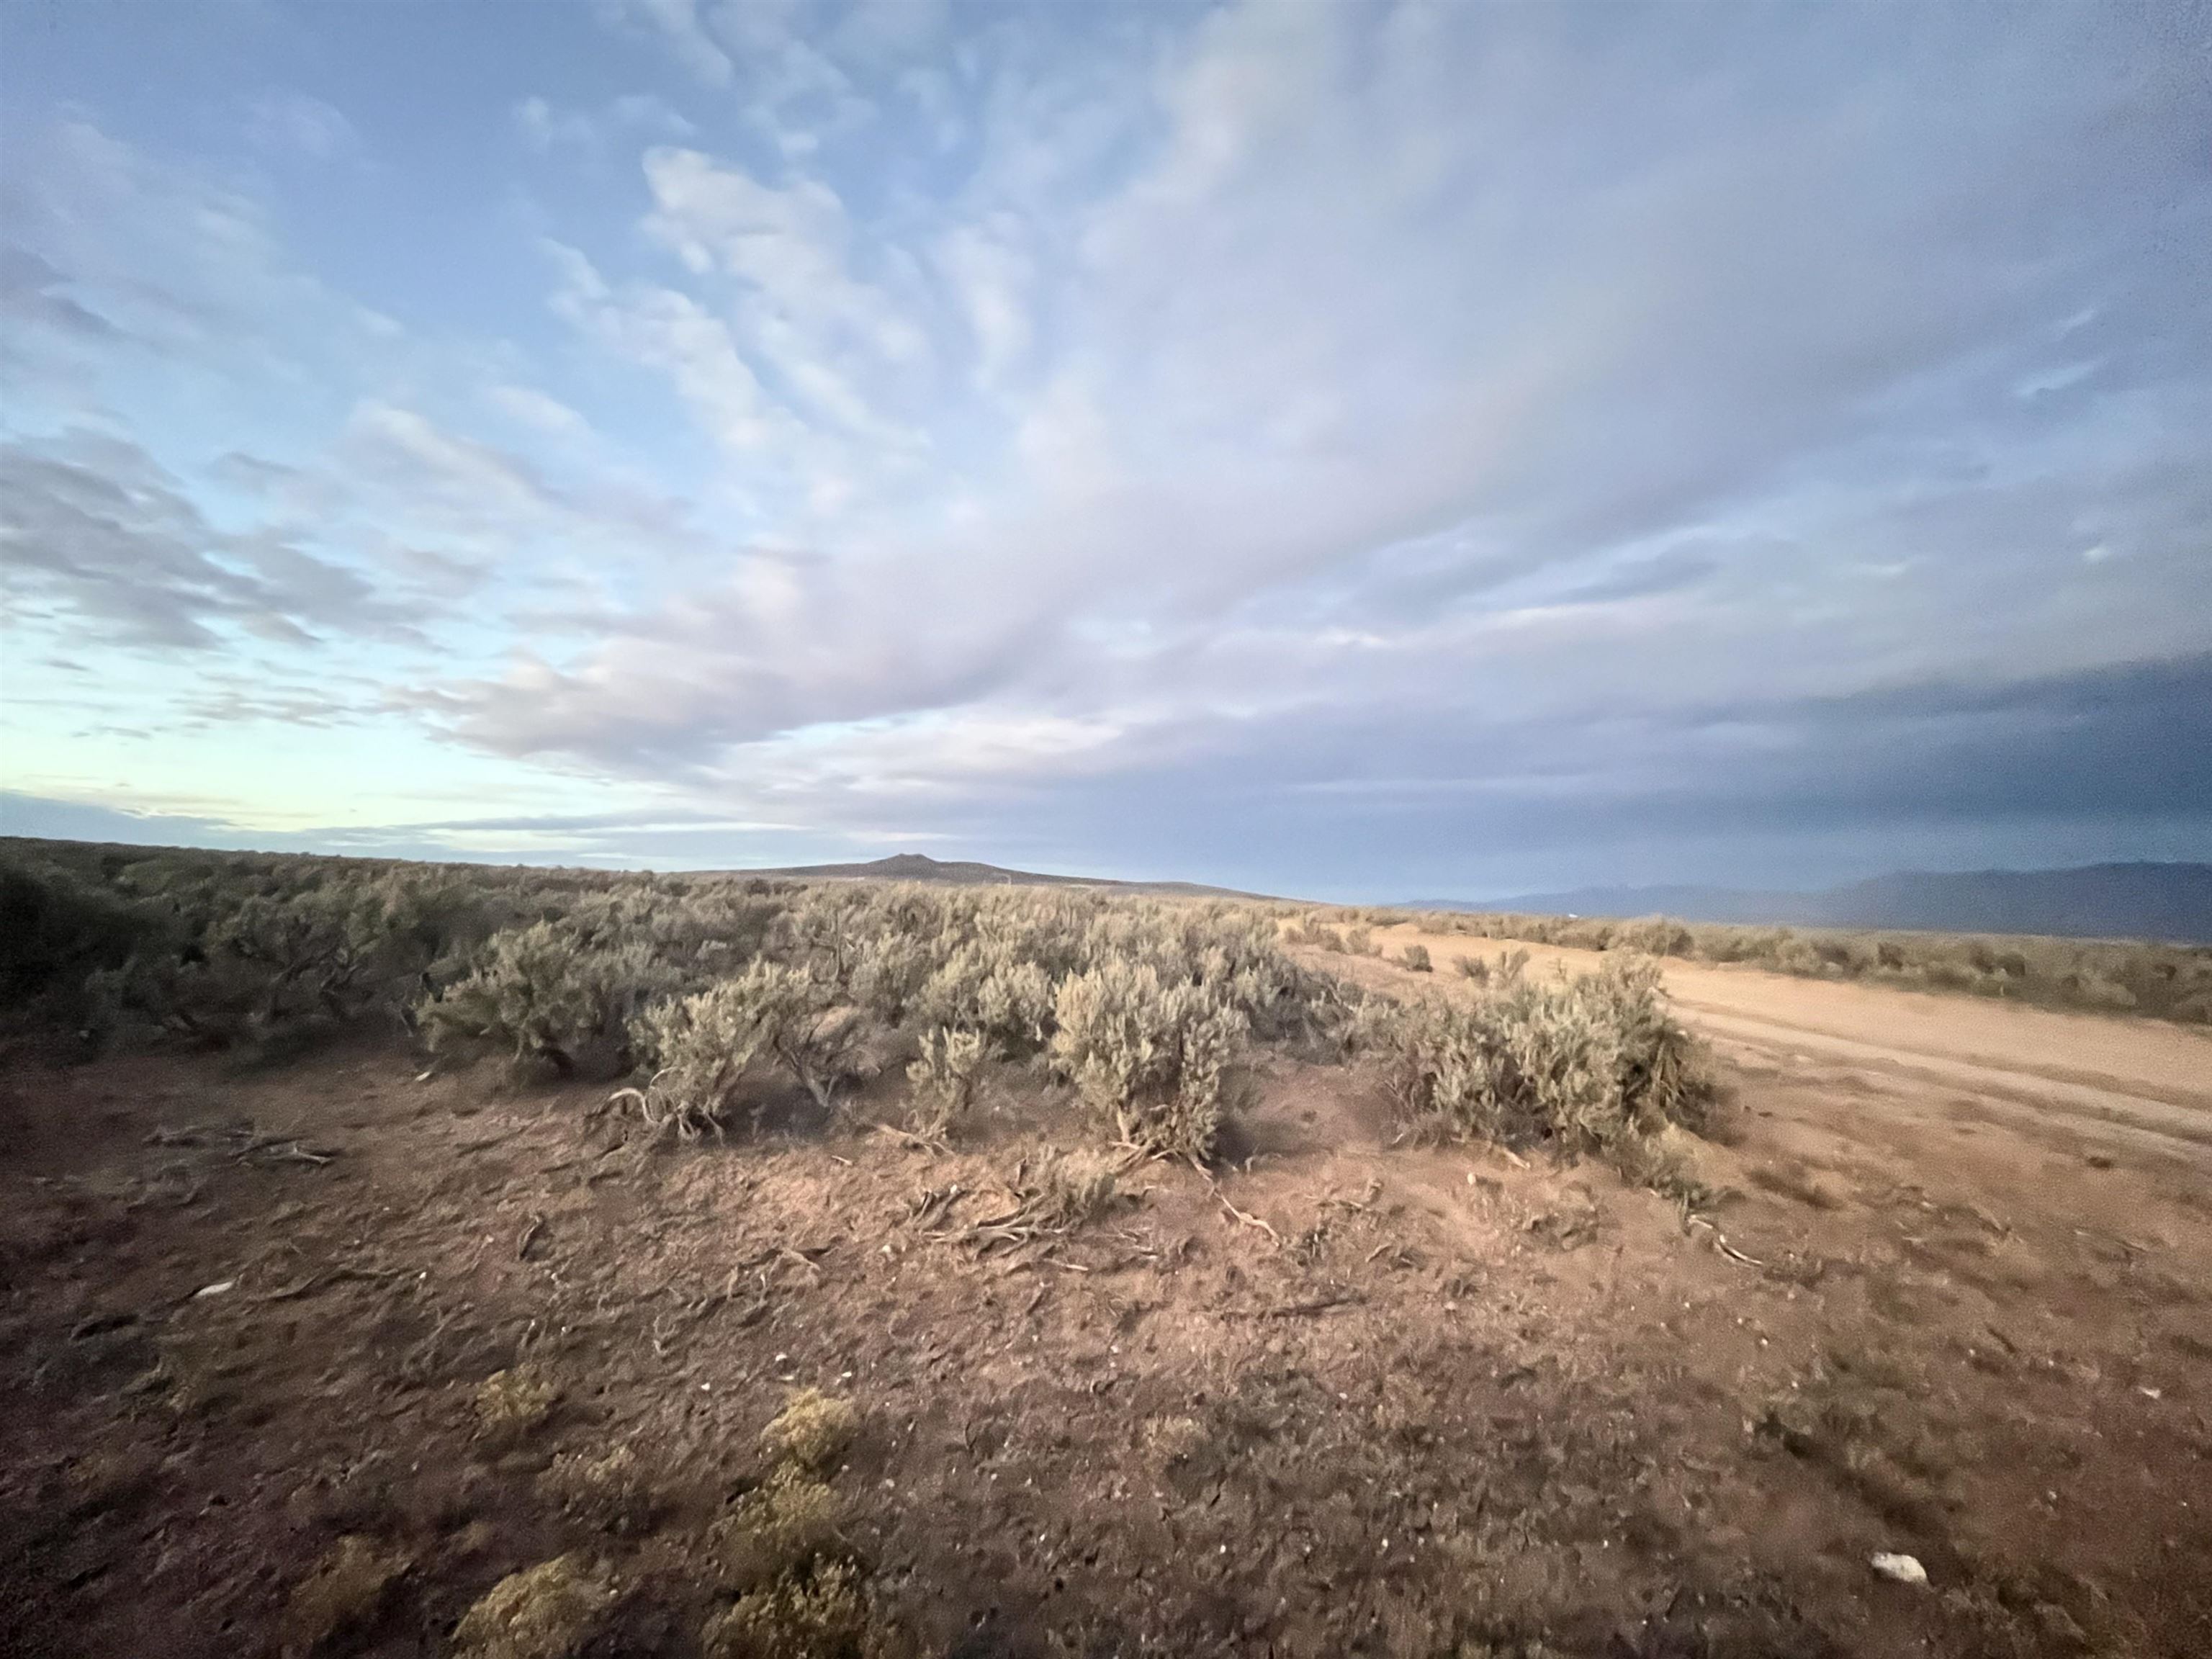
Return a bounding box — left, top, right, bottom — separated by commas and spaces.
449, 1555, 615, 1659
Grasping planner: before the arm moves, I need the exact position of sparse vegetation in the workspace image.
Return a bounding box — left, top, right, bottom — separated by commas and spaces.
701, 1557, 873, 1659
6, 833, 2205, 1659
282, 1534, 411, 1652
904, 1025, 985, 1137
538, 1444, 660, 1535
1357, 957, 1718, 1172
449, 1555, 615, 1659
1373, 901, 2212, 1022
713, 1467, 848, 1593
472, 1365, 559, 1444
758, 1389, 859, 1474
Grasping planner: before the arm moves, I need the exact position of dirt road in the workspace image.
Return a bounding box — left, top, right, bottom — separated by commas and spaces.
1372, 924, 2212, 1156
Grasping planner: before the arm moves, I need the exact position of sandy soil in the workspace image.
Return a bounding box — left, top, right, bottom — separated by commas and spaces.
2, 950, 2208, 1658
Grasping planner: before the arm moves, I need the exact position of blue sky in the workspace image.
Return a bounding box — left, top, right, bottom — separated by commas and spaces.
3, 0, 2208, 900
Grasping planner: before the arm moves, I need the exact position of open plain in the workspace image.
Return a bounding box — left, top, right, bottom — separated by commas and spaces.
4, 893, 2208, 1659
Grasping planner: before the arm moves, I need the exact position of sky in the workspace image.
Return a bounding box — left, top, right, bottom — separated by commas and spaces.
2, 0, 2208, 902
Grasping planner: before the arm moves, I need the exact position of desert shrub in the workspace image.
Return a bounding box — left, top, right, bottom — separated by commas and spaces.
1012, 1146, 1123, 1228
418, 920, 675, 1078
849, 931, 934, 1025
629, 961, 869, 1130
905, 1025, 985, 1137
714, 1466, 848, 1593
282, 1534, 412, 1653
538, 1444, 660, 1534
701, 1558, 871, 1659
910, 942, 1053, 1054
760, 1388, 860, 1474
472, 1365, 559, 1443
1050, 958, 1247, 1161
1456, 955, 1490, 985
0, 853, 173, 1011
1399, 943, 1433, 973
1361, 958, 1716, 1164
451, 1555, 615, 1659
1613, 916, 1694, 958
1343, 926, 1375, 956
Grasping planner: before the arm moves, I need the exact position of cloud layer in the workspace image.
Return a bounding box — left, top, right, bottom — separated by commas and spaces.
4, 1, 2208, 893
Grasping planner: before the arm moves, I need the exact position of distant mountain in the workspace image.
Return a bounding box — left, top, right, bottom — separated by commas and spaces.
716, 852, 1256, 899
1403, 862, 2212, 945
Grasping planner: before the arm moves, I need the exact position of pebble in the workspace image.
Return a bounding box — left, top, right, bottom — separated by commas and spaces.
1871, 1552, 1928, 1586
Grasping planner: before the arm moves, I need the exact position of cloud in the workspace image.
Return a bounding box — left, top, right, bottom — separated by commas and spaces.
0, 430, 421, 649
9, 6, 2209, 889
602, 0, 734, 86
513, 91, 696, 156
245, 92, 362, 163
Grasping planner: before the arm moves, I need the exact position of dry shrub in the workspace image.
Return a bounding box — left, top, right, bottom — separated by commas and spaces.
904, 1025, 984, 1137
1049, 959, 1246, 1161
450, 1555, 615, 1659
701, 1559, 872, 1659
1013, 1146, 1123, 1229
420, 921, 673, 1079
760, 1388, 859, 1474
1399, 943, 1433, 973
537, 1444, 660, 1534
713, 1464, 850, 1595
282, 1534, 410, 1652
472, 1366, 559, 1444
1362, 958, 1717, 1174
1344, 926, 1376, 956
626, 961, 866, 1134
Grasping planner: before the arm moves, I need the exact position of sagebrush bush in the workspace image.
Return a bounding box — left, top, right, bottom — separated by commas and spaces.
1361, 958, 1716, 1165
714, 1467, 847, 1594
627, 958, 869, 1132
1014, 1146, 1123, 1228
905, 1025, 985, 1137
419, 920, 673, 1078
701, 1558, 871, 1659
1049, 958, 1247, 1161
760, 1388, 860, 1473
451, 1555, 614, 1659
1399, 943, 1433, 973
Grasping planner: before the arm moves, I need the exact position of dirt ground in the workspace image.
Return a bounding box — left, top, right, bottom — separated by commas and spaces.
3, 943, 2208, 1658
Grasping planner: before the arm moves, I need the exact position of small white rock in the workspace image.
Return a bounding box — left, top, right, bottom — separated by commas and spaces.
1871, 1552, 1928, 1586
193, 1280, 236, 1299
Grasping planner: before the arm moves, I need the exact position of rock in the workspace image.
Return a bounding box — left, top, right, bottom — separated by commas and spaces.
1870, 1552, 1928, 1586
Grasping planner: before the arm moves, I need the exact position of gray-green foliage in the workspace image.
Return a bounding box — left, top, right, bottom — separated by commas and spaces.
629, 959, 866, 1132
1361, 956, 1715, 1159
1049, 958, 1248, 1161
905, 1026, 986, 1137
419, 918, 679, 1078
